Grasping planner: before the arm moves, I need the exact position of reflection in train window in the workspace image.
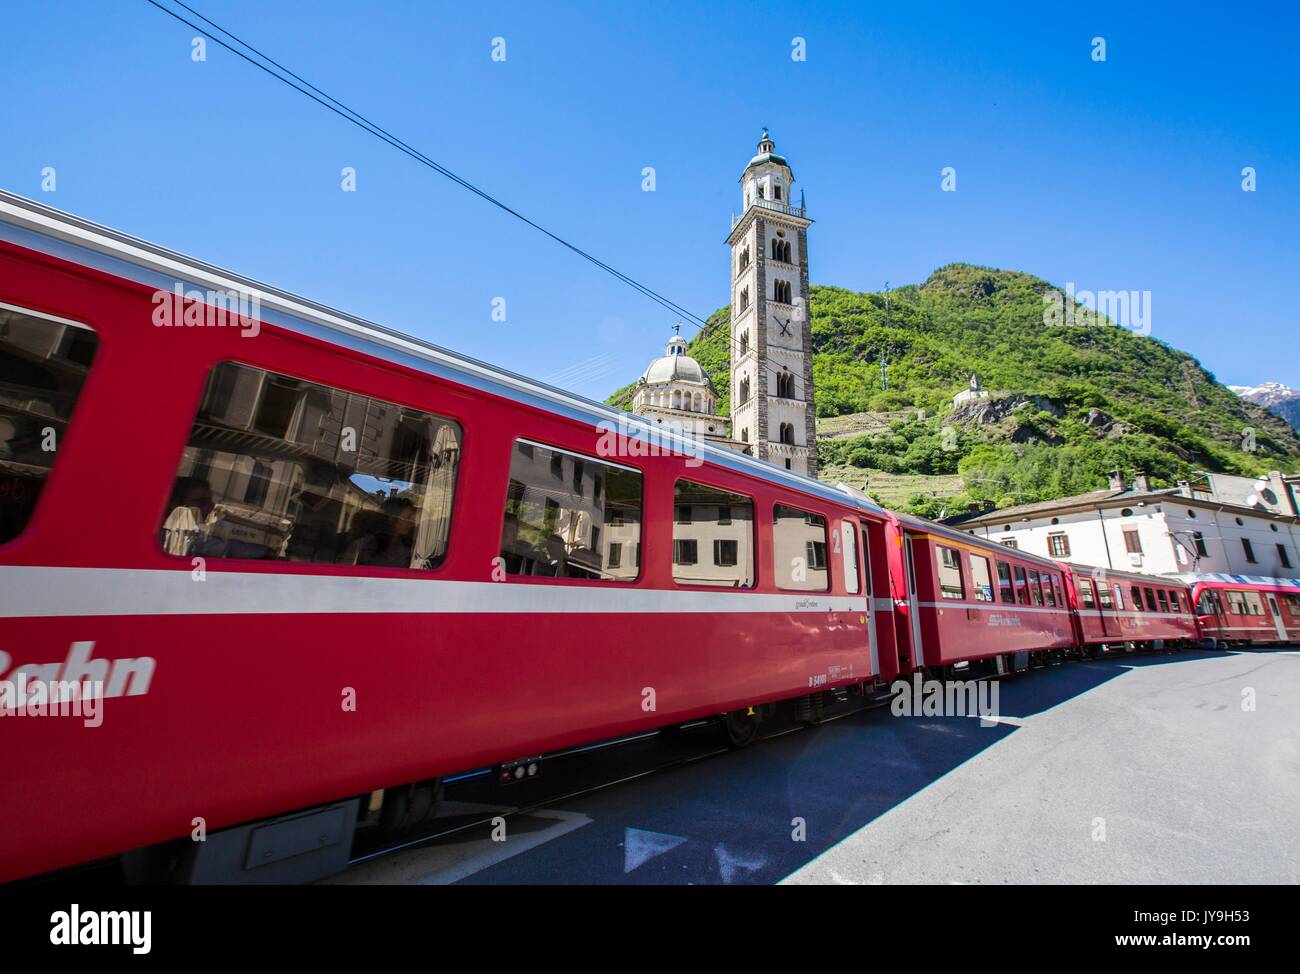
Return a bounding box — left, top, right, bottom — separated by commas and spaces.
1079, 578, 1096, 609
1013, 565, 1030, 605
0, 305, 98, 546
160, 362, 461, 569
501, 440, 641, 581
937, 546, 965, 600
773, 504, 828, 592
672, 480, 754, 588
997, 561, 1014, 603
1041, 572, 1057, 607
1096, 579, 1114, 610
969, 554, 994, 602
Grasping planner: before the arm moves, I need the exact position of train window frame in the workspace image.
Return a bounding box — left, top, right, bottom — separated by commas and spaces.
969, 553, 994, 603
840, 520, 860, 595
1028, 570, 1044, 606
1042, 571, 1057, 607
996, 560, 1014, 603
773, 503, 830, 593
1096, 579, 1114, 610
937, 545, 965, 600
671, 478, 756, 589
1283, 593, 1300, 615
1079, 577, 1096, 609
0, 302, 101, 550
1144, 588, 1159, 612
500, 438, 643, 583
1157, 589, 1169, 612
1242, 591, 1265, 616
158, 359, 463, 573
1169, 590, 1181, 612
1013, 565, 1031, 605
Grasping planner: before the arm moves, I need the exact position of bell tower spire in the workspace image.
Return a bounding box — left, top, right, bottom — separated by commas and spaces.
725, 131, 817, 476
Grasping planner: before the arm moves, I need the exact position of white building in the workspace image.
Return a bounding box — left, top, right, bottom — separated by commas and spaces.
631, 332, 737, 450
945, 471, 1300, 579
952, 373, 990, 407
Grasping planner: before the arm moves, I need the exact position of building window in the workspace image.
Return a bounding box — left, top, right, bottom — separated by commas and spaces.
773, 279, 793, 304
779, 422, 795, 445
739, 378, 751, 405
500, 440, 640, 581
739, 247, 750, 271
608, 543, 622, 569
1001, 538, 1019, 549
774, 183, 782, 200
739, 331, 749, 356
1048, 533, 1070, 558
937, 546, 965, 599
673, 481, 754, 587
1194, 532, 1208, 557
777, 372, 795, 398
1277, 543, 1292, 569
1242, 538, 1257, 563
970, 554, 994, 602
739, 287, 750, 313
162, 361, 461, 570
741, 428, 749, 443
0, 306, 99, 546
774, 504, 828, 591
1123, 528, 1142, 554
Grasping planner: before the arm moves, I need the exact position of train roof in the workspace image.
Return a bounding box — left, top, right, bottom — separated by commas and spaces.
892, 510, 1067, 571
1065, 563, 1189, 586
1172, 572, 1300, 590
0, 189, 884, 518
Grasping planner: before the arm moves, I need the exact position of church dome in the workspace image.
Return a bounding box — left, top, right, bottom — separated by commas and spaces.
640, 335, 715, 389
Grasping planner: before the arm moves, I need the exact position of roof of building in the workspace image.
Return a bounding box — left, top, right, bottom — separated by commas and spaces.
743, 130, 793, 178
639, 336, 715, 389
943, 482, 1300, 528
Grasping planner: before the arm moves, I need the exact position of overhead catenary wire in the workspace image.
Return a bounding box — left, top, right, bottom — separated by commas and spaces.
143, 0, 803, 398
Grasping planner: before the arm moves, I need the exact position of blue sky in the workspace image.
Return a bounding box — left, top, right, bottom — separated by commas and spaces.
4, 1, 1297, 398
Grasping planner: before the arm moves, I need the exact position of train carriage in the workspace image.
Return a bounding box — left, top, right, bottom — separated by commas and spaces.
1182, 574, 1300, 647
888, 514, 1076, 671
0, 191, 897, 883
1065, 565, 1197, 651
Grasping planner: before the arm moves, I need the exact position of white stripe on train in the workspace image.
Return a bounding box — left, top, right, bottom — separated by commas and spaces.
0, 566, 872, 619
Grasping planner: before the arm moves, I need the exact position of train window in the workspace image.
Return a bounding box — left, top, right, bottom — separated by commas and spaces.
1042, 572, 1057, 607
161, 362, 460, 569
1053, 576, 1065, 608
1196, 590, 1218, 615
1285, 594, 1300, 614
0, 305, 99, 546
1130, 585, 1141, 609
1144, 588, 1159, 612
1013, 566, 1030, 605
1157, 590, 1169, 612
1079, 578, 1096, 609
1225, 590, 1246, 615
996, 561, 1014, 603
1243, 591, 1265, 616
1028, 571, 1043, 605
969, 554, 994, 602
1096, 580, 1114, 610
672, 480, 754, 588
1169, 591, 1181, 612
1113, 585, 1125, 610
937, 546, 964, 599
773, 504, 828, 591
840, 521, 860, 594
501, 440, 641, 581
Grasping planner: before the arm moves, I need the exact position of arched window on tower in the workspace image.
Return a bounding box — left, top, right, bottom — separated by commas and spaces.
739, 377, 751, 405
741, 428, 749, 443
774, 279, 792, 304
777, 372, 795, 399
739, 331, 749, 356
739, 246, 750, 272
779, 422, 795, 445
757, 184, 765, 200
774, 183, 782, 201
739, 287, 750, 313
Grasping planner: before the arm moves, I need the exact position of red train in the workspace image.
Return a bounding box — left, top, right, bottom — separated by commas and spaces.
0, 192, 1293, 884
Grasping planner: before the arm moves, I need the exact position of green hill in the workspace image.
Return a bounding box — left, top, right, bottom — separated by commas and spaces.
608, 264, 1300, 516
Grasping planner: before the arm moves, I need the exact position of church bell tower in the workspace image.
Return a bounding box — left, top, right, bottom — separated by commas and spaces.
726, 130, 816, 477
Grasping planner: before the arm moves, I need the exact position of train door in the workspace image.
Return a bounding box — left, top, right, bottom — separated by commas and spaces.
903, 533, 925, 667
842, 520, 883, 671
1265, 594, 1287, 641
